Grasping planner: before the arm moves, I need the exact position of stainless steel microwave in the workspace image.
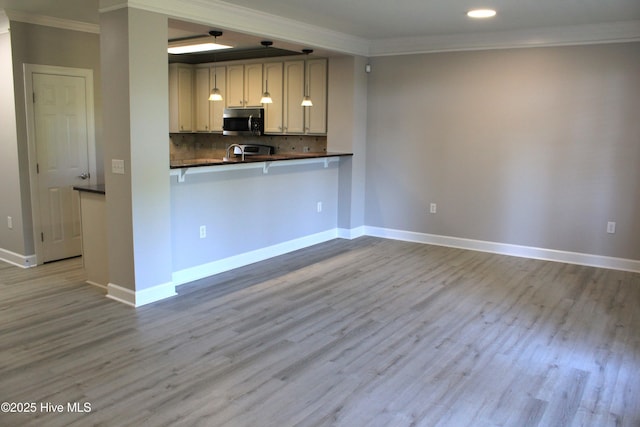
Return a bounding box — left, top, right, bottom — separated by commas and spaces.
223, 108, 264, 136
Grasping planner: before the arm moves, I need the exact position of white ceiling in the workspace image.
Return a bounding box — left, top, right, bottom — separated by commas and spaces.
218, 0, 640, 40
1, 0, 639, 56
0, 0, 99, 24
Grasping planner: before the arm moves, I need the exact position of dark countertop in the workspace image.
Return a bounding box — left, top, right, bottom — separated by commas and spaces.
170, 152, 352, 169
73, 184, 106, 195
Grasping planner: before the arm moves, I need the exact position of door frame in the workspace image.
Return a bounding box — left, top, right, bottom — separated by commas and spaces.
23, 64, 96, 265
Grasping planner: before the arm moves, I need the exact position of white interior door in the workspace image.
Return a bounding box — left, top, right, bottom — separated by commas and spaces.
33, 73, 90, 262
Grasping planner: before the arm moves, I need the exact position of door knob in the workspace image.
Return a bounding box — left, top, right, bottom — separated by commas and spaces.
78, 172, 89, 180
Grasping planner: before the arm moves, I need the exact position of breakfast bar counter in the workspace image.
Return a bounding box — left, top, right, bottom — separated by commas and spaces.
169, 151, 352, 169
170, 152, 352, 183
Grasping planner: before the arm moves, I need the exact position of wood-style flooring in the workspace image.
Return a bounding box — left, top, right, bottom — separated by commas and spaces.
1, 237, 639, 426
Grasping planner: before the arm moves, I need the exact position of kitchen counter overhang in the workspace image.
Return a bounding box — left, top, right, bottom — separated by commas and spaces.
170, 152, 352, 182
170, 152, 351, 169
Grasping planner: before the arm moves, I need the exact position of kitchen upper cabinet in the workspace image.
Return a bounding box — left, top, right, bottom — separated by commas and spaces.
266, 59, 327, 135
169, 57, 327, 135
169, 64, 194, 132
283, 60, 305, 134
245, 63, 264, 107
305, 58, 327, 134
209, 66, 226, 132
226, 65, 244, 108
194, 66, 227, 132
194, 67, 211, 131
226, 63, 263, 108
263, 62, 283, 133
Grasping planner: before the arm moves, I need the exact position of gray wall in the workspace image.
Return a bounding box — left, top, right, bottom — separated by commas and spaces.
365, 43, 640, 260
3, 21, 101, 259
171, 163, 340, 272
0, 31, 26, 258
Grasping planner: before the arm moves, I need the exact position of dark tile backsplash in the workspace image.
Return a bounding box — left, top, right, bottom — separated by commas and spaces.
170, 133, 327, 161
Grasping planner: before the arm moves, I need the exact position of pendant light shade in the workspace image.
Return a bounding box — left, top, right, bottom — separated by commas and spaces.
261, 41, 273, 104
301, 49, 313, 107
209, 87, 223, 101
209, 31, 223, 102
260, 89, 273, 104
260, 92, 273, 104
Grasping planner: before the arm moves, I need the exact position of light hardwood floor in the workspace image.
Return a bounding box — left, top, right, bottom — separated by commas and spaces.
1, 237, 639, 426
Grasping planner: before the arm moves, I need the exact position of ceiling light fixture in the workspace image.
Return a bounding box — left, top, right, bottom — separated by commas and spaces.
260, 41, 273, 104
467, 9, 496, 19
301, 49, 313, 107
168, 32, 233, 55
467, 9, 497, 18
208, 31, 223, 102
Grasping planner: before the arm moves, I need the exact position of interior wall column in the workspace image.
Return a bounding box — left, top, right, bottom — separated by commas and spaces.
328, 55, 368, 236
99, 5, 174, 306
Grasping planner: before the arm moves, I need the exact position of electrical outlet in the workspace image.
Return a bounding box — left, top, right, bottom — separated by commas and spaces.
607, 221, 616, 234
7, 216, 13, 229
430, 203, 437, 214
199, 225, 206, 239
317, 202, 323, 213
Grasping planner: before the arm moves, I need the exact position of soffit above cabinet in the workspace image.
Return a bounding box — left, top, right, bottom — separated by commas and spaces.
167, 19, 327, 64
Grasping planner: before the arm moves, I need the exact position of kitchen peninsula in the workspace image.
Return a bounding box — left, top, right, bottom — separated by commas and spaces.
169, 144, 353, 287
73, 148, 352, 302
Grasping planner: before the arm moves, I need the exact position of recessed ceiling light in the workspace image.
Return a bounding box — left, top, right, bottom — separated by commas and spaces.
467, 9, 497, 18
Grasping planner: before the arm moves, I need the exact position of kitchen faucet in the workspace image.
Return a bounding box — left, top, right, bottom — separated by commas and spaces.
224, 144, 245, 162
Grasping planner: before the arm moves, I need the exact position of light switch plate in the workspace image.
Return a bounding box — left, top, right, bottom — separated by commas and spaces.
112, 159, 125, 175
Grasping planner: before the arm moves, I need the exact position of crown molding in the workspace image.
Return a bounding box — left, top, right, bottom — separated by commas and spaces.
7, 2, 640, 56
104, 0, 370, 56
3, 9, 100, 34
370, 20, 640, 56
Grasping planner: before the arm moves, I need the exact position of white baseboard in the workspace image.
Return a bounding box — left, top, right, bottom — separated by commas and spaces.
161, 224, 639, 305
172, 229, 339, 286
106, 281, 176, 307
364, 226, 640, 273
337, 226, 366, 239
0, 248, 37, 268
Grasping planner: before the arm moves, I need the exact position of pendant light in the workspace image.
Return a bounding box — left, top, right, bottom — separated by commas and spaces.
260, 41, 273, 104
208, 31, 223, 101
301, 49, 313, 107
